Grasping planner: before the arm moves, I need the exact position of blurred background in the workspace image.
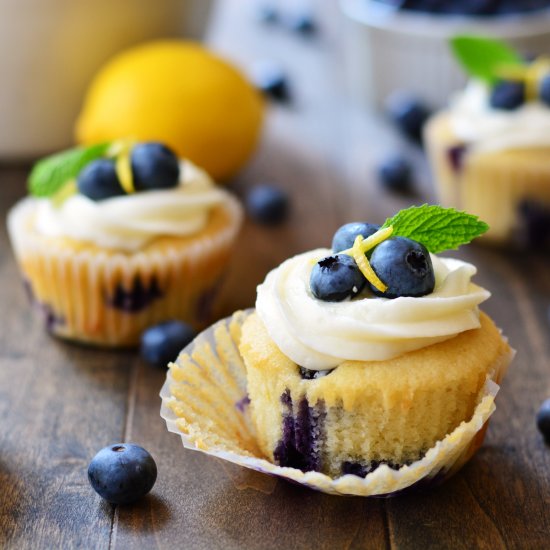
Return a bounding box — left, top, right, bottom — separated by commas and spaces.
3, 0, 550, 157
2, 4, 550, 545
3, 0, 550, 267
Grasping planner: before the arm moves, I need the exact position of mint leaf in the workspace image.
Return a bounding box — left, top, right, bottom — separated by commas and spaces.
28, 142, 111, 197
381, 205, 489, 253
450, 35, 523, 84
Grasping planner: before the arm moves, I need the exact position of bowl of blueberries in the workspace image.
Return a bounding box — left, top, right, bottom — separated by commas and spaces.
340, 0, 550, 109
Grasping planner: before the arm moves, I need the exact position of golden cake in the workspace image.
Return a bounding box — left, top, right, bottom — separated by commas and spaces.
241, 310, 509, 477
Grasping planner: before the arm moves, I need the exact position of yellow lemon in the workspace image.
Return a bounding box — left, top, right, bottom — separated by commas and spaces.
75, 40, 264, 181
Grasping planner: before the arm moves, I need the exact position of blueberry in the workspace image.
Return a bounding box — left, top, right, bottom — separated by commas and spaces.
77, 159, 125, 201
377, 155, 413, 193
518, 200, 550, 249
369, 237, 435, 298
386, 92, 431, 144
447, 144, 468, 174
332, 222, 380, 253
88, 444, 157, 505
445, 0, 500, 15
251, 62, 291, 103
257, 3, 278, 24
490, 81, 525, 110
399, 0, 440, 11
540, 74, 550, 107
246, 184, 289, 225
131, 142, 180, 191
537, 398, 550, 442
392, 0, 533, 14
299, 366, 334, 380
140, 320, 195, 368
286, 12, 317, 35
310, 254, 366, 301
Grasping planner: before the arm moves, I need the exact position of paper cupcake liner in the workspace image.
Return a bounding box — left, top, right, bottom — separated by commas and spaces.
341, 0, 550, 109
425, 113, 550, 243
160, 310, 514, 497
7, 196, 242, 346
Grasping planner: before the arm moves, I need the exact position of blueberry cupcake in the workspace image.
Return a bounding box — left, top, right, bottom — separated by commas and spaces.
425, 35, 550, 245
7, 141, 242, 346
238, 207, 513, 478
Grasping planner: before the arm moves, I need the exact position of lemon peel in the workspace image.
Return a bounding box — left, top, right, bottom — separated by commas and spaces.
341, 226, 394, 256
350, 231, 391, 294
109, 139, 137, 194
51, 180, 78, 207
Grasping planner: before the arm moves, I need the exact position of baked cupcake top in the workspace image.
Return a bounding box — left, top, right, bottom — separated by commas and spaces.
256, 205, 490, 370
448, 35, 550, 152
24, 141, 229, 252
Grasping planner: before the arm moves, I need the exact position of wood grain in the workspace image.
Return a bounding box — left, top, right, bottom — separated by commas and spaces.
1, 0, 549, 548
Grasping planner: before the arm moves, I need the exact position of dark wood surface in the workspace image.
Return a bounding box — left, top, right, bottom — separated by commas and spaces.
1, 1, 550, 548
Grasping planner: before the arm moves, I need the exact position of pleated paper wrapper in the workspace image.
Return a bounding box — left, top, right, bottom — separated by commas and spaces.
160, 310, 514, 497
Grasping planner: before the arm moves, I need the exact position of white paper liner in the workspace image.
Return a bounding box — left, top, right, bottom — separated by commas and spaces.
160, 310, 514, 497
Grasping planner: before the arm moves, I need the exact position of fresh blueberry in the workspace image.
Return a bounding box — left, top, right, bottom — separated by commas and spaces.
445, 0, 500, 15
377, 155, 413, 193
332, 222, 380, 253
369, 237, 435, 298
310, 254, 366, 301
536, 398, 550, 442
286, 12, 317, 35
88, 444, 157, 505
77, 159, 125, 201
251, 62, 291, 103
518, 200, 550, 249
384, 0, 548, 14
131, 142, 180, 191
246, 184, 289, 225
140, 320, 195, 368
490, 81, 525, 110
540, 74, 550, 107
257, 3, 278, 24
386, 92, 431, 144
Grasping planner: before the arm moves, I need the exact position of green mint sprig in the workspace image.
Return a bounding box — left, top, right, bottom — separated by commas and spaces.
450, 35, 523, 84
381, 205, 489, 254
28, 142, 111, 198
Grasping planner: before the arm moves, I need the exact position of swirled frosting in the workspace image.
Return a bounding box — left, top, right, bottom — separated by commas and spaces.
256, 249, 490, 370
449, 81, 550, 153
34, 161, 227, 251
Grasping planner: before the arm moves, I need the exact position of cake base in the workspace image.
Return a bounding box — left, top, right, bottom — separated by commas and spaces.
425, 112, 550, 244
160, 311, 514, 497
7, 196, 242, 346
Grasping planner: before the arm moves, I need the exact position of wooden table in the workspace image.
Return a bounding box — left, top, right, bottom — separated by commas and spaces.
1, 1, 549, 548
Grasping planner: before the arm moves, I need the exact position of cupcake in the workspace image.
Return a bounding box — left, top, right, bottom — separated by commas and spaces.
7, 141, 242, 346
341, 0, 550, 108
238, 206, 513, 478
425, 35, 550, 245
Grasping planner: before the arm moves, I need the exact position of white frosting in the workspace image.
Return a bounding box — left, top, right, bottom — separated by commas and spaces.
34, 161, 227, 251
256, 249, 490, 370
449, 80, 550, 153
